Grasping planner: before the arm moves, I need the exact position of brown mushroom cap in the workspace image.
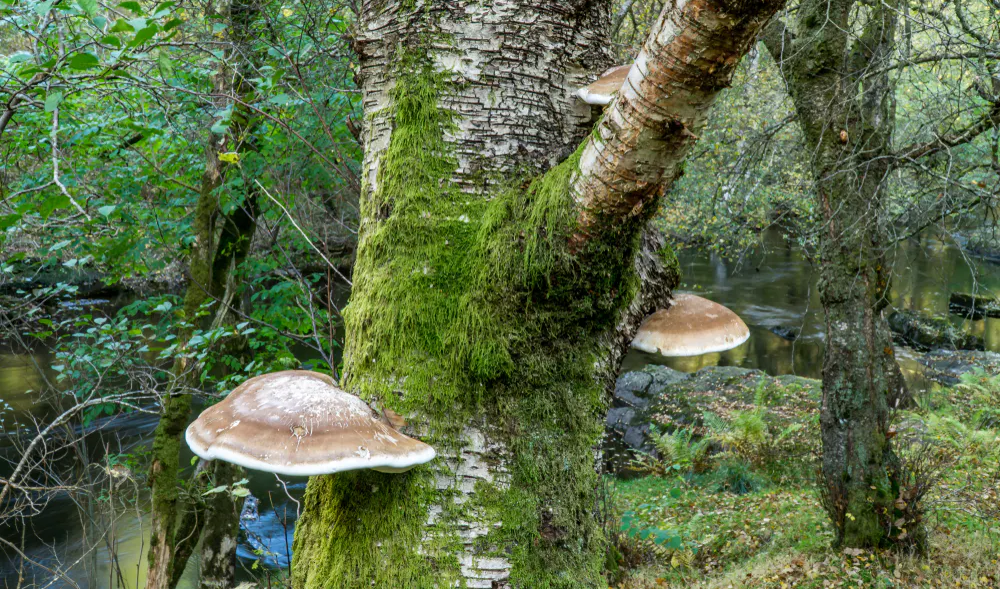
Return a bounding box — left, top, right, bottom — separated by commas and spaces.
185, 370, 436, 476
631, 294, 750, 357
576, 64, 631, 106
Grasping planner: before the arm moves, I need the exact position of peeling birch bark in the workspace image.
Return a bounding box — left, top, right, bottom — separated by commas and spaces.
570, 0, 783, 240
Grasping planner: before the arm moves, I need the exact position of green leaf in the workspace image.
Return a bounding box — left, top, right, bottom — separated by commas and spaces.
668, 536, 682, 549
129, 24, 158, 47
68, 52, 100, 70
44, 91, 63, 112
162, 17, 182, 31
76, 0, 97, 16
98, 205, 116, 217
0, 213, 21, 230
33, 0, 56, 16
157, 52, 173, 78
92, 15, 107, 27
40, 194, 71, 218
118, 0, 142, 14
102, 35, 122, 47
669, 487, 683, 499
231, 487, 250, 497
151, 0, 172, 17
110, 18, 134, 32
202, 485, 227, 496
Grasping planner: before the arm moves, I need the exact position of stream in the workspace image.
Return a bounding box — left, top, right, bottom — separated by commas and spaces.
4, 230, 1000, 587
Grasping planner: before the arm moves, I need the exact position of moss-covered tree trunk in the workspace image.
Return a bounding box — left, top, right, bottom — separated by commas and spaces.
763, 0, 918, 548
146, 0, 263, 586
291, 0, 783, 587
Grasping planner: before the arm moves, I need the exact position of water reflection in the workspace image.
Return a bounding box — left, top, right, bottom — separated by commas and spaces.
623, 231, 1000, 385
0, 474, 306, 588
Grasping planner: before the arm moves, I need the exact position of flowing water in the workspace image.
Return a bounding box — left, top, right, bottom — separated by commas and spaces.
5, 230, 1000, 587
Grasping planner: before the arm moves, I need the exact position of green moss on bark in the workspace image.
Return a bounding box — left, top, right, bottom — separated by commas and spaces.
657, 243, 681, 286
293, 49, 645, 588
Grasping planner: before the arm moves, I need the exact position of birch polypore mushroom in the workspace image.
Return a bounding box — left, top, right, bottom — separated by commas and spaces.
185, 370, 436, 476
631, 293, 749, 357
576, 64, 631, 106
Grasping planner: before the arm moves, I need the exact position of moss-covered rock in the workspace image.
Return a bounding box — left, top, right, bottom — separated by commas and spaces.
920, 349, 1000, 385
604, 365, 820, 472
887, 309, 983, 351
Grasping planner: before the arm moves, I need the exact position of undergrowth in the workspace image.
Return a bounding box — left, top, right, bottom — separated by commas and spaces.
612, 371, 1000, 588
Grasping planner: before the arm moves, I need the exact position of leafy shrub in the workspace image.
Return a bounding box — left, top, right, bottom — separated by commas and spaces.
709, 459, 765, 495
954, 370, 1000, 429
701, 379, 803, 466
651, 427, 711, 474
923, 414, 999, 460
619, 502, 696, 570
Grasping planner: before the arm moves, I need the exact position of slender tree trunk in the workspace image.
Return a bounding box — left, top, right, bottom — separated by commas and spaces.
763, 0, 918, 548
291, 0, 782, 587
197, 461, 244, 589
146, 0, 262, 585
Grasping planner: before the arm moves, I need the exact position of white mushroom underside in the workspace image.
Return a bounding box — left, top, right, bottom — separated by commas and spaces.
630, 329, 750, 357
184, 371, 437, 476
185, 427, 437, 476
576, 87, 614, 105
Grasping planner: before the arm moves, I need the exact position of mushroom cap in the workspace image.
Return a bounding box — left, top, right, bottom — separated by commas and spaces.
185, 370, 436, 476
576, 64, 631, 106
631, 294, 750, 357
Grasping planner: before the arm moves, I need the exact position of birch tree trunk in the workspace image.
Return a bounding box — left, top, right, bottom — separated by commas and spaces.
291, 0, 783, 586
763, 0, 918, 548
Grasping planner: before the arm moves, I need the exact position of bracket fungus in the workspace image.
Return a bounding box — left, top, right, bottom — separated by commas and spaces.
576, 64, 631, 106
185, 370, 436, 476
631, 293, 750, 357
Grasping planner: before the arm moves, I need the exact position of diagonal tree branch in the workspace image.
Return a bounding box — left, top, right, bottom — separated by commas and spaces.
893, 101, 1000, 164
571, 0, 786, 242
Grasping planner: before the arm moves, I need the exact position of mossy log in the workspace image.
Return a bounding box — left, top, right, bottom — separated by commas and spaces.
949, 292, 1000, 320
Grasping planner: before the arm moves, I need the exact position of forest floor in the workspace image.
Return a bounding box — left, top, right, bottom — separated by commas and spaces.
612, 370, 1000, 588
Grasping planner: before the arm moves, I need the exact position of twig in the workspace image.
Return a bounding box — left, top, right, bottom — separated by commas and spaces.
256, 180, 353, 286
50, 109, 91, 220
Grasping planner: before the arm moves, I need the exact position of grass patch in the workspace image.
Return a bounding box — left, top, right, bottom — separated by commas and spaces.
611, 370, 1000, 588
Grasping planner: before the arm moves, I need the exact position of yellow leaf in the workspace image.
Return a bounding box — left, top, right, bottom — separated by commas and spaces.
282, 7, 293, 16
218, 152, 239, 164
